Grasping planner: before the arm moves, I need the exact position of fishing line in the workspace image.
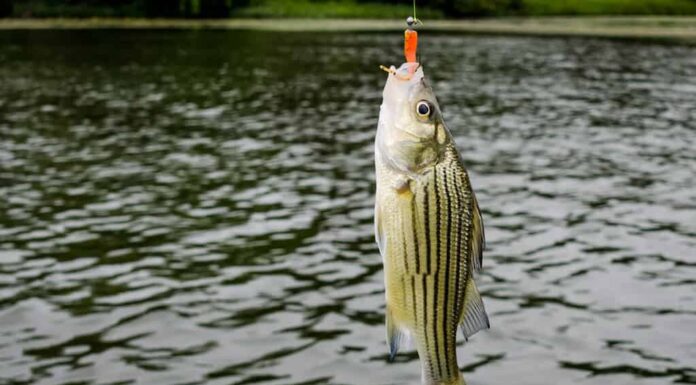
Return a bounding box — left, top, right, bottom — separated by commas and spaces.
412, 0, 422, 25
413, 0, 417, 22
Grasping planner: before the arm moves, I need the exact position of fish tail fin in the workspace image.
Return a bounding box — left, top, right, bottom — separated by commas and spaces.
460, 278, 490, 340
386, 306, 406, 361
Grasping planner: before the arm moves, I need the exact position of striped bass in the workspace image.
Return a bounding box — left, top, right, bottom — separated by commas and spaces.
374, 62, 489, 385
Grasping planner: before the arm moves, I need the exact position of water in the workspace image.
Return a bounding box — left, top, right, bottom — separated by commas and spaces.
0, 29, 695, 385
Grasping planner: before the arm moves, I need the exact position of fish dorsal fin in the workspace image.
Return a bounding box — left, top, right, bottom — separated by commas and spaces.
386, 306, 406, 361
460, 278, 489, 340
470, 192, 485, 274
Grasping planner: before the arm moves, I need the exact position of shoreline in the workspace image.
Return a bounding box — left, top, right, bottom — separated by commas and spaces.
1, 17, 696, 41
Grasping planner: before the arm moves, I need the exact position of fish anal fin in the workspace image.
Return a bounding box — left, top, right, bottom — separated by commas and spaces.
386, 305, 407, 361
459, 278, 489, 340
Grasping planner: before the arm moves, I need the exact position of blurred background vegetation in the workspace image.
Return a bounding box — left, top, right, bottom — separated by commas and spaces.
2, 0, 696, 18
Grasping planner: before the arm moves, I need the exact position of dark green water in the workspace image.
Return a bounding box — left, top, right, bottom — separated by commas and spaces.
0, 30, 695, 385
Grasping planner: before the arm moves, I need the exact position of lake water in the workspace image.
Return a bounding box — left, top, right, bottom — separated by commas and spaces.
0, 30, 695, 385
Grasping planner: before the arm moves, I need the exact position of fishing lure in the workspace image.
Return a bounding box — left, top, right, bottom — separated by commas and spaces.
381, 16, 421, 79
404, 16, 418, 63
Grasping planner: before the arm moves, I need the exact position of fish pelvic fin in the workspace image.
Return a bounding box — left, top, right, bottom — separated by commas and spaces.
386, 306, 407, 361
460, 278, 490, 340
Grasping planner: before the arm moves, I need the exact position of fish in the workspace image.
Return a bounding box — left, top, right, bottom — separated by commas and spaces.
374, 62, 489, 385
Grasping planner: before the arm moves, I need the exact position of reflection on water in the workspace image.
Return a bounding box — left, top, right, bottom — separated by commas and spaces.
0, 30, 695, 385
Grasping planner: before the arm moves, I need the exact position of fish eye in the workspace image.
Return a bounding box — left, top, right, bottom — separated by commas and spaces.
416, 101, 431, 118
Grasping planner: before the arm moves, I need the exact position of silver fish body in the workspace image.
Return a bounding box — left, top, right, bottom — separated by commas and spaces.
374, 63, 488, 385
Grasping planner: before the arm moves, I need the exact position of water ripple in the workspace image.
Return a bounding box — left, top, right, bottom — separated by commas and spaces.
0, 30, 694, 385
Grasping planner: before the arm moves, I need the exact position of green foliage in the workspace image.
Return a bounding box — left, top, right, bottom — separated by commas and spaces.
521, 0, 696, 15
146, 0, 233, 17
234, 0, 442, 19
7, 0, 696, 18
423, 0, 520, 16
12, 0, 141, 17
12, 0, 245, 17
143, 0, 178, 17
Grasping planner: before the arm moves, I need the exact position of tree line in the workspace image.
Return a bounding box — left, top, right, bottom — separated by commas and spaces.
0, 0, 523, 18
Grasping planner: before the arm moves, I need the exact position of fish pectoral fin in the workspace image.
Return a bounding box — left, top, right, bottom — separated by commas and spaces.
386, 306, 406, 361
460, 278, 490, 341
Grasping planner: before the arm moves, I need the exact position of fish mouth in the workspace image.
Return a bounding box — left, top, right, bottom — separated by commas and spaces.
380, 62, 421, 81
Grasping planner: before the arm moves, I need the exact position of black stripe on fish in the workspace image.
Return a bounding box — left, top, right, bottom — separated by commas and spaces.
424, 188, 430, 275
453, 170, 464, 323
411, 275, 417, 329
411, 194, 420, 274
422, 273, 434, 377
401, 208, 410, 274
432, 168, 443, 377
442, 166, 453, 379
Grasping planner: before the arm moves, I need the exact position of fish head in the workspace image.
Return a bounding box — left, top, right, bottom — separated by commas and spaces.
377, 63, 446, 176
